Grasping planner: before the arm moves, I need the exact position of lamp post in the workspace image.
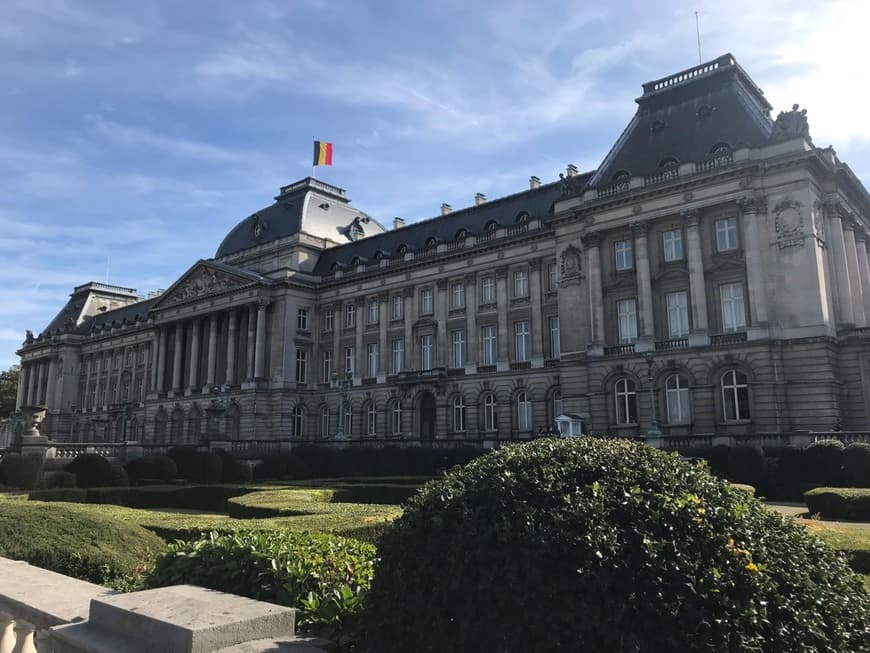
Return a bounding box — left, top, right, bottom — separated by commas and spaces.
644, 353, 662, 438
331, 371, 352, 441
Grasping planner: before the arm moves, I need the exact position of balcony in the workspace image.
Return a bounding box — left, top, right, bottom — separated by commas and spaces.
655, 337, 689, 351
603, 343, 635, 356
710, 331, 748, 345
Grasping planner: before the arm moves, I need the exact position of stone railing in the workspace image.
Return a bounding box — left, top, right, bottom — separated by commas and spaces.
710, 331, 748, 345
811, 431, 870, 444
0, 557, 328, 652
603, 343, 635, 356
655, 337, 689, 351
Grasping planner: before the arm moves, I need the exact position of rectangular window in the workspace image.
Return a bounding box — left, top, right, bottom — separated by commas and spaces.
420, 287, 434, 314
451, 282, 465, 309
547, 262, 559, 291
368, 302, 379, 324
549, 316, 560, 359
391, 295, 403, 320
662, 229, 683, 262
295, 349, 307, 383
716, 217, 738, 252
617, 298, 638, 344
420, 335, 433, 370
323, 309, 334, 331
481, 325, 497, 365
666, 291, 690, 337
513, 270, 529, 297
344, 304, 356, 328
451, 330, 465, 369
480, 276, 495, 304
391, 339, 404, 374
615, 239, 634, 271
514, 320, 530, 361
297, 307, 309, 330
367, 343, 379, 377
322, 351, 332, 382
720, 283, 746, 332
344, 347, 355, 375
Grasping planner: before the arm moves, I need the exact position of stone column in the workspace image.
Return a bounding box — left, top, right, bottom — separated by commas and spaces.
205, 314, 218, 388
246, 305, 256, 381
156, 327, 167, 393
187, 319, 201, 392
435, 279, 448, 368
583, 233, 605, 344
683, 210, 710, 335
331, 304, 341, 378
378, 293, 388, 380
225, 310, 238, 385
172, 325, 184, 393
45, 356, 58, 409
843, 219, 866, 327
254, 301, 268, 380
150, 329, 161, 391
465, 272, 478, 372
26, 360, 37, 406
103, 352, 112, 405
495, 266, 509, 368
859, 236, 870, 323
529, 259, 544, 364
353, 299, 364, 382
35, 360, 46, 405
16, 363, 28, 410
737, 197, 770, 327
403, 288, 414, 371
827, 202, 854, 325
633, 221, 654, 341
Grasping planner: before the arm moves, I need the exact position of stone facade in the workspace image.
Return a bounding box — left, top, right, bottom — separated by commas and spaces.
14, 54, 870, 448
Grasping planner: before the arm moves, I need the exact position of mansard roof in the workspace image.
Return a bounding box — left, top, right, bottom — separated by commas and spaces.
312, 177, 580, 275
589, 53, 774, 188
40, 285, 156, 338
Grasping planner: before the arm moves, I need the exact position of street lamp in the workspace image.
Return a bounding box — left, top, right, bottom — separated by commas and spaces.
331, 371, 353, 441
644, 353, 662, 439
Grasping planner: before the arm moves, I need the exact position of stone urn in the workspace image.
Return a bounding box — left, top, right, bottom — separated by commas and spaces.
20, 404, 48, 443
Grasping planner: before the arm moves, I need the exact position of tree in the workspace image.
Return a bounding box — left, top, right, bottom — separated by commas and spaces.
0, 366, 19, 417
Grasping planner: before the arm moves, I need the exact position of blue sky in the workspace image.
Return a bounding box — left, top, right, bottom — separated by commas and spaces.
1, 0, 868, 369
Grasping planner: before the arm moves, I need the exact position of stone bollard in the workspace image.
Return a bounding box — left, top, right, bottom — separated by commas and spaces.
10, 620, 35, 653
0, 612, 16, 653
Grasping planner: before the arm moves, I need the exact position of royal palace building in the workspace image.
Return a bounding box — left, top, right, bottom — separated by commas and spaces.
13, 54, 870, 448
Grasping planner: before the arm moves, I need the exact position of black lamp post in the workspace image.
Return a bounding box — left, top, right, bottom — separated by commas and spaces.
331, 371, 353, 441
644, 353, 662, 438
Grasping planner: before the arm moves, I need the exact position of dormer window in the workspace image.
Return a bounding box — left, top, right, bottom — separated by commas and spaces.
425, 236, 439, 248
516, 211, 530, 223
455, 228, 468, 240
611, 171, 631, 190
658, 156, 679, 170
708, 143, 733, 167
484, 220, 499, 232
397, 244, 408, 256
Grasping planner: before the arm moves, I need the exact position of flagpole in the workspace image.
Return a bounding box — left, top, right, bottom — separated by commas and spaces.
312, 137, 316, 179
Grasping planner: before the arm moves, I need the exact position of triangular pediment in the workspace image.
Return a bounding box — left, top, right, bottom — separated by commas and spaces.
153, 260, 264, 309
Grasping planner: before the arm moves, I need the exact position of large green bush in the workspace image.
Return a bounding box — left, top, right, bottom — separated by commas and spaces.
66, 453, 113, 488
125, 455, 178, 484
365, 438, 870, 653
805, 487, 870, 521
844, 443, 870, 488
0, 454, 40, 489
727, 445, 765, 488
147, 530, 375, 642
806, 439, 845, 486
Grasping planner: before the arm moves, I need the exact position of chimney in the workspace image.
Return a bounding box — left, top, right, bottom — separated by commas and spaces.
529, 175, 541, 189
474, 193, 486, 206
566, 164, 579, 177
393, 217, 405, 230
441, 203, 452, 216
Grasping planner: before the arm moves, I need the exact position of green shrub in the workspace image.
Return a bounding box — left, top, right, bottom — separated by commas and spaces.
45, 470, 77, 489
187, 451, 223, 484
66, 453, 113, 488
110, 463, 129, 487
147, 530, 375, 642
167, 446, 198, 480
365, 437, 870, 653
0, 498, 164, 585
152, 455, 178, 482
844, 443, 870, 488
727, 445, 765, 488
773, 446, 806, 496
126, 455, 179, 485
730, 483, 756, 495
28, 488, 87, 503
806, 439, 845, 486
805, 487, 870, 521
216, 450, 252, 483
84, 484, 253, 512
0, 453, 40, 490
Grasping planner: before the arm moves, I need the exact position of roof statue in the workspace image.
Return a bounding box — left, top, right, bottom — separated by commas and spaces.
770, 104, 811, 143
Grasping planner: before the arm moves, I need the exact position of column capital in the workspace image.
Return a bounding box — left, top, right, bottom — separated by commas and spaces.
631, 221, 650, 237
256, 299, 271, 310
436, 278, 449, 291
822, 199, 846, 221
464, 271, 478, 284
527, 257, 543, 272
403, 286, 415, 299
580, 232, 601, 248
854, 231, 868, 244
495, 265, 509, 280
377, 291, 390, 303
680, 209, 701, 227
843, 217, 859, 232
737, 195, 768, 214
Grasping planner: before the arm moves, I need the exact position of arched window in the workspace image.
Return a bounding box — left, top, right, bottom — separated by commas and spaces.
225, 403, 241, 440
516, 391, 532, 431
452, 395, 466, 433
515, 211, 530, 223
291, 405, 304, 439
551, 389, 563, 423
455, 228, 468, 240
320, 406, 330, 438
483, 393, 498, 431
425, 236, 438, 248
154, 409, 167, 444
614, 378, 637, 424
344, 404, 353, 437
721, 370, 750, 421
366, 402, 377, 436
612, 170, 630, 182
708, 142, 733, 166
389, 400, 403, 435
484, 220, 499, 232
665, 374, 691, 424
397, 244, 408, 256
658, 156, 679, 169
188, 406, 202, 444
170, 407, 184, 443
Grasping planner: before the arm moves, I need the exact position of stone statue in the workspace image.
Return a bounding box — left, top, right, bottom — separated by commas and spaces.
770, 104, 811, 142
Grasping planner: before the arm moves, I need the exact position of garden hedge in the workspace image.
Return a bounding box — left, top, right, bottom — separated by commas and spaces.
844, 443, 870, 488
0, 453, 40, 490
805, 439, 845, 486
28, 484, 255, 512
366, 437, 870, 652
66, 453, 114, 488
805, 487, 870, 521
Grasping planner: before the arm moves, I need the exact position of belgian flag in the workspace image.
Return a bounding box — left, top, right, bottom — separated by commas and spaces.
313, 140, 333, 166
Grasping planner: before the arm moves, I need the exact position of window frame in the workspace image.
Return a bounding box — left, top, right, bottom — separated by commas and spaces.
516, 391, 532, 431
617, 298, 638, 344
390, 338, 404, 375
391, 295, 403, 320
420, 287, 434, 314
452, 395, 466, 433
614, 377, 637, 425
549, 316, 560, 359
295, 348, 307, 383
715, 216, 739, 252
665, 374, 691, 424
720, 282, 746, 332
366, 402, 377, 436
344, 347, 355, 375
665, 290, 690, 338
344, 304, 356, 328
514, 320, 530, 361
662, 228, 684, 262
323, 309, 334, 331
483, 393, 498, 431
480, 276, 496, 304
481, 325, 497, 365
547, 262, 559, 291
614, 239, 634, 271
451, 282, 465, 309
420, 334, 433, 370
368, 302, 379, 325
513, 269, 529, 298
321, 350, 332, 383
291, 406, 304, 438
390, 400, 403, 435
367, 342, 379, 378
721, 370, 750, 421
320, 406, 330, 438
451, 329, 465, 369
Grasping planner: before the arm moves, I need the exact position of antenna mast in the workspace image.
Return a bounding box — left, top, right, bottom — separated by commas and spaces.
695, 11, 702, 64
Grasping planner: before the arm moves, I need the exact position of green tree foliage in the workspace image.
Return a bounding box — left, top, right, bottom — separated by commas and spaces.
0, 365, 19, 417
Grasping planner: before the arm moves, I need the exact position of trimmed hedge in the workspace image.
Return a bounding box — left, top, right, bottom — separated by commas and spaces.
727, 445, 765, 488
806, 439, 845, 486
110, 463, 129, 487
66, 453, 113, 488
844, 443, 870, 488
365, 438, 870, 652
45, 471, 77, 489
0, 453, 40, 490
28, 484, 256, 512
805, 487, 870, 521
126, 455, 178, 485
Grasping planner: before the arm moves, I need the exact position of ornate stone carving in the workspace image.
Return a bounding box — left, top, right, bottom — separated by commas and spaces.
528, 257, 542, 272
773, 199, 805, 249
631, 221, 650, 237
632, 204, 643, 215
738, 196, 768, 215
464, 271, 478, 284
558, 172, 587, 198
842, 216, 859, 232
812, 201, 827, 243
250, 214, 268, 240
682, 191, 694, 202
162, 267, 252, 307
436, 279, 448, 291
680, 209, 700, 227
770, 104, 811, 143
580, 232, 601, 248
559, 245, 582, 278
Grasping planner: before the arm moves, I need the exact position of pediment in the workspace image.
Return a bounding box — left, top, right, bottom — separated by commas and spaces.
603, 273, 638, 292
653, 264, 689, 283
153, 261, 262, 309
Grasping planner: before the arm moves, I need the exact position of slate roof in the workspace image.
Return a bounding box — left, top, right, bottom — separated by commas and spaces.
311, 177, 584, 276
590, 53, 774, 187
215, 194, 307, 259
40, 292, 157, 338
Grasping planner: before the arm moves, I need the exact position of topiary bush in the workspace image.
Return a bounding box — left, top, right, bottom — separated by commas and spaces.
0, 453, 40, 490
45, 470, 77, 489
727, 445, 765, 488
110, 463, 129, 487
188, 451, 223, 484
365, 438, 870, 653
805, 487, 870, 521
806, 439, 845, 486
844, 443, 870, 488
66, 453, 113, 488
167, 446, 198, 480
152, 454, 178, 482
773, 445, 806, 498
216, 450, 252, 483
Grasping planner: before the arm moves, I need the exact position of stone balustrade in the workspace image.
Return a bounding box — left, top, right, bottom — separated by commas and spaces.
0, 558, 328, 652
